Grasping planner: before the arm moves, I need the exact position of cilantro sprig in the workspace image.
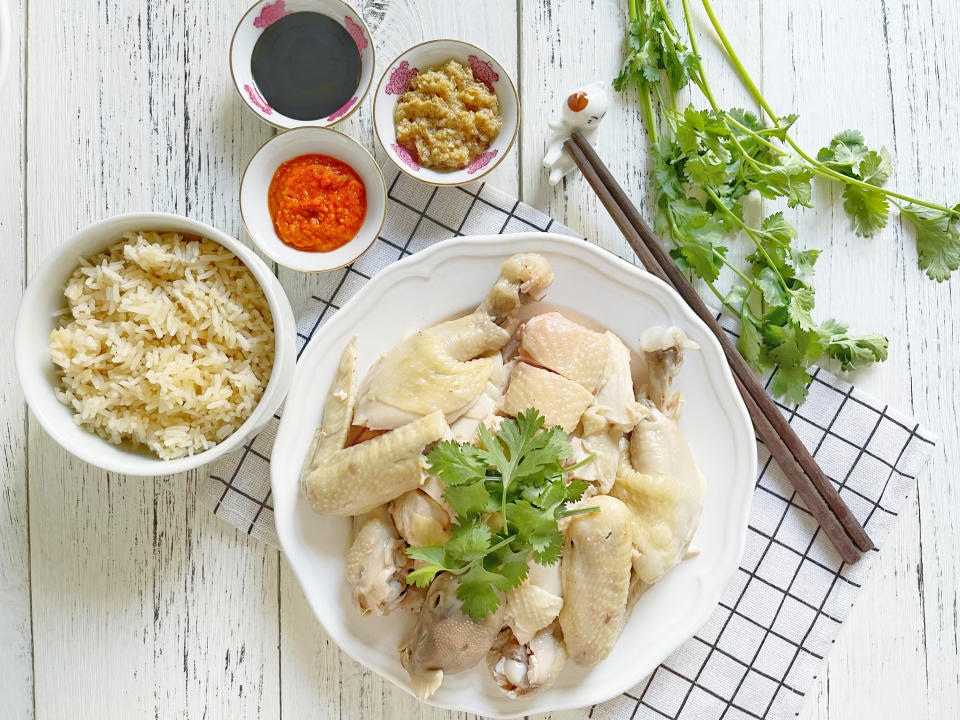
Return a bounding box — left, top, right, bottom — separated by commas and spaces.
406, 409, 594, 619
615, 0, 958, 400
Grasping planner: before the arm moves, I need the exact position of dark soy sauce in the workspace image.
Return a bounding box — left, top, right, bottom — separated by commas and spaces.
251, 12, 361, 121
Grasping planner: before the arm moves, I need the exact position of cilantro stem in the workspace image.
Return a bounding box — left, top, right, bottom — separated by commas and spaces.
486, 534, 517, 555
558, 505, 601, 518
696, 0, 960, 219
703, 186, 792, 291
639, 86, 660, 146
564, 453, 597, 474
679, 0, 717, 107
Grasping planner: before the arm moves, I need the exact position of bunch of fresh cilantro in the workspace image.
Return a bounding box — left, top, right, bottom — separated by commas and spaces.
406, 409, 594, 619
614, 0, 960, 402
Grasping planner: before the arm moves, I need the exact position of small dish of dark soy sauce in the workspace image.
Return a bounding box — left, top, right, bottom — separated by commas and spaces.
231, 0, 375, 129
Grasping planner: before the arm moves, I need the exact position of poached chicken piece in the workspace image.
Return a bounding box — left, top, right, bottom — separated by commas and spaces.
299, 339, 449, 516
354, 254, 553, 430
487, 620, 567, 698
299, 253, 707, 701
501, 362, 594, 433
346, 507, 409, 615
504, 560, 564, 645
557, 495, 634, 665
612, 327, 706, 594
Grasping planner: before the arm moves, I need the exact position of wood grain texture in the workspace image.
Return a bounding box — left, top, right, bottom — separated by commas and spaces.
0, 1, 32, 718
6, 0, 959, 718
24, 1, 279, 717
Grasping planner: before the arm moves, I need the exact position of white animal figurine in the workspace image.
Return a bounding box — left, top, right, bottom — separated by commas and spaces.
542, 81, 611, 185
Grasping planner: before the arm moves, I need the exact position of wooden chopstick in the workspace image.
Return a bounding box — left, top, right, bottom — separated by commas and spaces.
564, 131, 871, 564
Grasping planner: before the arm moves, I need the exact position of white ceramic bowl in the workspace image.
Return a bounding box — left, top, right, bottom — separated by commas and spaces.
240, 127, 387, 272
373, 39, 519, 186
15, 212, 297, 477
270, 233, 756, 717
230, 0, 375, 129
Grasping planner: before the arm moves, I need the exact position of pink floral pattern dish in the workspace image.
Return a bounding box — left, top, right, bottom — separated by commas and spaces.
385, 61, 418, 95
231, 0, 376, 129
253, 0, 290, 28
244, 84, 273, 114
466, 150, 498, 174
326, 96, 358, 122
390, 143, 420, 171
467, 54, 499, 91
344, 15, 367, 53
373, 40, 518, 185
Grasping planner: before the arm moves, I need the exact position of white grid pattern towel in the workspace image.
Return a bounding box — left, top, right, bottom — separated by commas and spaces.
201, 169, 936, 720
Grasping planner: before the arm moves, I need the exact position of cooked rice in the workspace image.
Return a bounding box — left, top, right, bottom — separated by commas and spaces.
48, 230, 275, 460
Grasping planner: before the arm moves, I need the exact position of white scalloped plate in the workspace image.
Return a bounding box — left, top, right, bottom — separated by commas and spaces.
270, 232, 756, 717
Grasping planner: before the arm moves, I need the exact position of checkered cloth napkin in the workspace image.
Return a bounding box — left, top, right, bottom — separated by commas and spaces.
202, 169, 936, 720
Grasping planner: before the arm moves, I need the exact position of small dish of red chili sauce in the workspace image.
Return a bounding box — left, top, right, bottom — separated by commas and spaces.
240, 127, 387, 273
268, 154, 367, 253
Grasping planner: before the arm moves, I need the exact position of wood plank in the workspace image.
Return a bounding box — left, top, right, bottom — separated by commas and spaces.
758, 2, 931, 719
0, 0, 32, 717
517, 0, 763, 288
277, 1, 519, 717
868, 0, 960, 717
24, 0, 280, 716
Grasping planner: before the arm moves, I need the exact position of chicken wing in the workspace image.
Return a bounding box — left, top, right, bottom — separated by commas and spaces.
558, 495, 633, 665
613, 407, 705, 587
299, 339, 449, 516
611, 326, 705, 589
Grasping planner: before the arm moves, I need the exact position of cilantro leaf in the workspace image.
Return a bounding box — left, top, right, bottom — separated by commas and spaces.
900, 203, 960, 281
817, 130, 869, 174
842, 184, 889, 237
406, 565, 445, 588
737, 311, 764, 367
456, 563, 508, 618
770, 363, 812, 405
444, 481, 491, 518
427, 440, 487, 486
818, 319, 889, 371
787, 287, 816, 331
444, 521, 493, 566
406, 545, 446, 566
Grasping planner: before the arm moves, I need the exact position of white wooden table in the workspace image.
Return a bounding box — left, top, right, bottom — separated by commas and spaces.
2, 1, 958, 718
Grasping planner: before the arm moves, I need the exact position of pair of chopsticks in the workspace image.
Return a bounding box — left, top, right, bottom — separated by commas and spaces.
563, 130, 871, 564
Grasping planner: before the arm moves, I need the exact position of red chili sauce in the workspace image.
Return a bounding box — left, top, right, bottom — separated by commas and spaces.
267, 154, 367, 252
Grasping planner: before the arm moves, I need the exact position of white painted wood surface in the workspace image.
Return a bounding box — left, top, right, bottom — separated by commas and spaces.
2, 1, 958, 718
